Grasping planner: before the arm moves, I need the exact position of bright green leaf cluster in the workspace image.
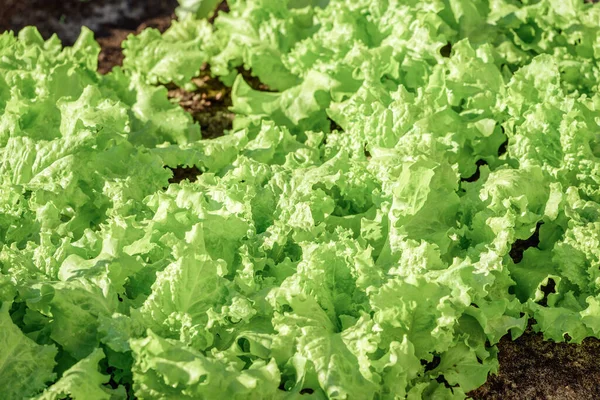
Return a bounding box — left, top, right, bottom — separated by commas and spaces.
3, 0, 600, 398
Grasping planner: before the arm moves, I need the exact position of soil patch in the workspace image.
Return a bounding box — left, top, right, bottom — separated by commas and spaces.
165, 66, 273, 139
0, 0, 177, 45
166, 67, 235, 139
167, 165, 203, 184
470, 326, 600, 399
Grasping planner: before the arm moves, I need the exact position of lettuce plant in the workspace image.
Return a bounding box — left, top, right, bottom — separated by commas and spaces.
3, 0, 600, 398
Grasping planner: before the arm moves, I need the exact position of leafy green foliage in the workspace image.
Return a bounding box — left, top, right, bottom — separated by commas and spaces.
3, 0, 600, 398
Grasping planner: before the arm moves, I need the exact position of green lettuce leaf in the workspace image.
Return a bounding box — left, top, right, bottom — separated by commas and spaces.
35, 348, 124, 400
0, 302, 57, 399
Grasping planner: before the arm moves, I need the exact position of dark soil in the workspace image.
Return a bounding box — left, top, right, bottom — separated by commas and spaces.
470, 326, 600, 400
166, 69, 235, 139
509, 222, 542, 263
165, 66, 272, 139
97, 30, 132, 74
167, 165, 203, 184
0, 0, 178, 45
3, 1, 600, 399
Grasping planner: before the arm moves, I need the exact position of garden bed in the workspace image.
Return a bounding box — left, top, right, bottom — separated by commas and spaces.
2, 1, 600, 398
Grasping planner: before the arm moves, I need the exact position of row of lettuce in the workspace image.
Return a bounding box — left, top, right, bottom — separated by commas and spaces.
2, 0, 600, 399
